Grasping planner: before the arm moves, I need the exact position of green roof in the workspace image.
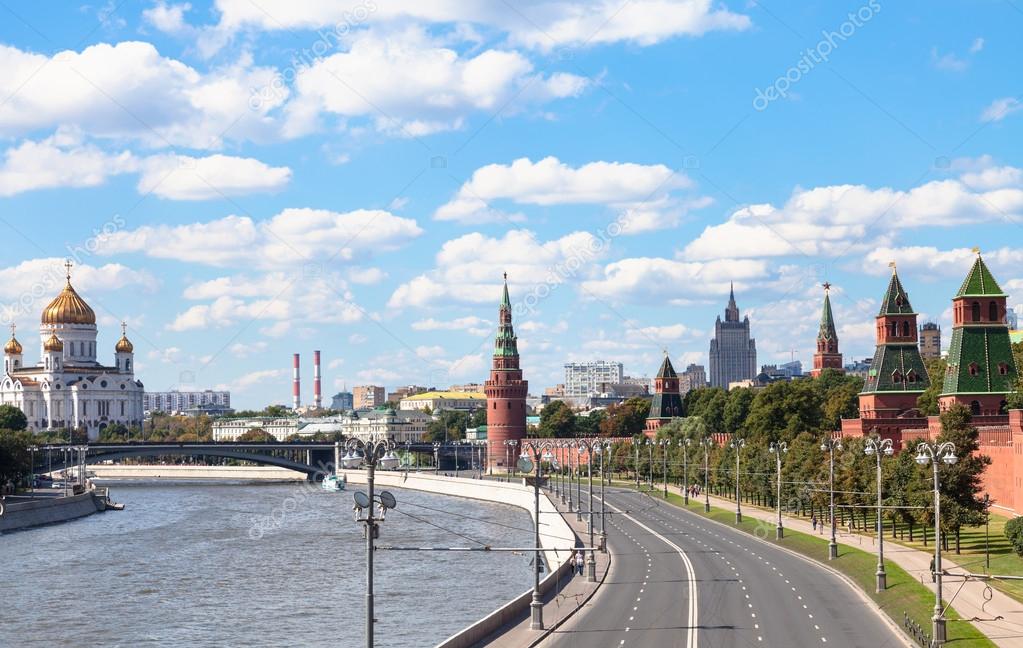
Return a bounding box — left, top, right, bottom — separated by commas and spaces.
656, 355, 677, 379
955, 255, 1005, 297
818, 290, 837, 341
878, 271, 915, 316
941, 326, 1018, 396
861, 344, 930, 394
494, 274, 519, 357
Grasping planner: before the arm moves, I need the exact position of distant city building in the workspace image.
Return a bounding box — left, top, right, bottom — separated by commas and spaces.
449, 382, 484, 392
564, 361, 624, 396
544, 384, 566, 398
679, 364, 706, 395
399, 390, 486, 412
810, 284, 843, 377
387, 385, 430, 403
780, 360, 803, 377
145, 389, 231, 415
330, 391, 354, 411
843, 357, 873, 379
1008, 309, 1020, 331
759, 364, 801, 381
353, 385, 386, 410
622, 375, 653, 392
212, 410, 429, 442
919, 322, 942, 359
709, 284, 757, 389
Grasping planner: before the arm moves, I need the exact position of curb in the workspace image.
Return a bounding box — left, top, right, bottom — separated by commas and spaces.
635, 488, 916, 648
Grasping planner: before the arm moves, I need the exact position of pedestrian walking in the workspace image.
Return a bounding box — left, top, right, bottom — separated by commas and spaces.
574, 551, 585, 575
811, 515, 817, 531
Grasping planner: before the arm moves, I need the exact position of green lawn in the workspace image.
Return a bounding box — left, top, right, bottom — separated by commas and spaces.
611, 483, 997, 648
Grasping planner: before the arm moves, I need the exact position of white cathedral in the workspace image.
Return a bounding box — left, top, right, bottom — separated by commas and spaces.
1, 263, 144, 440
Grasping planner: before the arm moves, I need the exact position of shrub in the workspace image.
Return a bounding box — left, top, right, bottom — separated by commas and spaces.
1005, 517, 1023, 557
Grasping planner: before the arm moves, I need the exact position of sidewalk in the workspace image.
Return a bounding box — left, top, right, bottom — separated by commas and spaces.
699, 491, 1023, 647
481, 486, 611, 648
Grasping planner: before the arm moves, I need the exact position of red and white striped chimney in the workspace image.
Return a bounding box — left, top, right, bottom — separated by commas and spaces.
313, 349, 322, 409
292, 353, 301, 410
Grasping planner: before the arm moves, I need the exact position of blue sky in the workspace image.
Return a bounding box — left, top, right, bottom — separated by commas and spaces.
0, 1, 1021, 408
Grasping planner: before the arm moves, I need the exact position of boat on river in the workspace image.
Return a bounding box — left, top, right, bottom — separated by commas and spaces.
320, 474, 345, 492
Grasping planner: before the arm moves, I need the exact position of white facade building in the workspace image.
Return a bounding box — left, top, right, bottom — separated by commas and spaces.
1, 264, 144, 440
212, 410, 429, 443
564, 361, 624, 396
398, 391, 486, 412
145, 389, 231, 414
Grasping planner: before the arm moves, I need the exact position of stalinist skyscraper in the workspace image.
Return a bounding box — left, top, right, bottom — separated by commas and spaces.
708, 284, 757, 389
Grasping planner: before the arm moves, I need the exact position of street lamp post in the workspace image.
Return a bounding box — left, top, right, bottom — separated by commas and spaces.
681, 438, 691, 505
504, 439, 519, 480
646, 439, 654, 490
769, 441, 788, 539
916, 441, 958, 647
660, 439, 670, 498
520, 440, 557, 631
433, 442, 441, 473
983, 493, 991, 571
343, 438, 400, 648
634, 442, 640, 489
578, 441, 596, 581
864, 436, 894, 592
598, 442, 608, 551
453, 441, 461, 478
575, 441, 583, 522
730, 438, 745, 523
28, 445, 38, 497
702, 438, 712, 512
821, 438, 843, 560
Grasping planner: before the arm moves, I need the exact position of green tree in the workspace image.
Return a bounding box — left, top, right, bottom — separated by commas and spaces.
916, 356, 947, 416
1006, 342, 1023, 409
723, 388, 754, 434
537, 400, 576, 438
745, 380, 823, 443
425, 410, 469, 443
1005, 517, 1023, 557
598, 397, 650, 437
574, 409, 605, 437
0, 404, 28, 431
237, 428, 273, 442
934, 404, 992, 553
0, 428, 32, 487
819, 375, 863, 431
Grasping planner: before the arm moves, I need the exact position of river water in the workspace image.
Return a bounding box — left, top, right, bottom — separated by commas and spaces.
0, 481, 534, 647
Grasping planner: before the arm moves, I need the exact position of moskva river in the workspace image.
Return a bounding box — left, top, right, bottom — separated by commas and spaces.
1, 481, 534, 647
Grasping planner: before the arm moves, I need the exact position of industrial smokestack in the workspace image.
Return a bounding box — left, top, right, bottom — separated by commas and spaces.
293, 353, 301, 410
313, 350, 322, 409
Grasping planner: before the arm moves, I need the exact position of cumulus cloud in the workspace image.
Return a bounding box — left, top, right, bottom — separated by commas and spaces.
0, 42, 284, 148
207, 0, 750, 50
97, 208, 422, 267
862, 246, 1023, 279
388, 229, 606, 309
284, 29, 588, 138
981, 97, 1022, 123
143, 2, 194, 35
0, 135, 290, 199
682, 167, 1023, 261
580, 257, 771, 304
411, 316, 492, 336
435, 156, 703, 230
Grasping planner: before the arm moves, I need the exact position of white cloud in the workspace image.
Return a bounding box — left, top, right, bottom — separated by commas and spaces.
348, 267, 387, 285
0, 258, 156, 302
580, 257, 772, 304
0, 42, 284, 148
436, 156, 700, 230
388, 229, 606, 309
682, 169, 1023, 261
970, 37, 985, 53
138, 153, 291, 200
207, 0, 750, 50
862, 246, 1023, 279
97, 208, 423, 267
0, 135, 290, 200
229, 341, 267, 358
412, 316, 492, 336
981, 97, 1023, 123
0, 136, 136, 197
284, 29, 588, 138
143, 2, 194, 35
169, 271, 365, 331
232, 368, 285, 391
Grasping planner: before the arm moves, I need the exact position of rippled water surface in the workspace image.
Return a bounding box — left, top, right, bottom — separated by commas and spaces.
1, 481, 533, 647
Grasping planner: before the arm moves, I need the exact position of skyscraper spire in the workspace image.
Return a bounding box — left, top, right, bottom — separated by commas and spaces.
725, 282, 739, 322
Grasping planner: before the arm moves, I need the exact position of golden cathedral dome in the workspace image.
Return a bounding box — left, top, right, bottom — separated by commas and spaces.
43, 333, 64, 352
41, 261, 95, 326
4, 334, 22, 355
115, 321, 133, 353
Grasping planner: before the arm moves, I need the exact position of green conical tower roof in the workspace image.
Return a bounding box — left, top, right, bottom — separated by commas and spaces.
955, 253, 1005, 297
818, 286, 837, 341
879, 269, 915, 316
494, 273, 519, 358
656, 354, 677, 379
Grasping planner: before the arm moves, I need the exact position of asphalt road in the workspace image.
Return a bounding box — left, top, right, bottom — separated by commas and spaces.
540, 487, 902, 648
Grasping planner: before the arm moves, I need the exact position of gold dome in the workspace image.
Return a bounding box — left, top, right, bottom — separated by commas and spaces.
115, 321, 133, 353
4, 335, 22, 355
41, 262, 95, 326
43, 333, 64, 352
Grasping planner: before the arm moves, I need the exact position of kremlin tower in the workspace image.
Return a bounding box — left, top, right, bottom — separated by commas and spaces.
645, 354, 683, 437
810, 283, 843, 377
939, 252, 1018, 416
854, 266, 930, 423
485, 274, 528, 472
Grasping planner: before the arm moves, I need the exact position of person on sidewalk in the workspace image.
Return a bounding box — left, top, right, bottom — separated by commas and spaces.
811, 515, 817, 531
574, 550, 585, 576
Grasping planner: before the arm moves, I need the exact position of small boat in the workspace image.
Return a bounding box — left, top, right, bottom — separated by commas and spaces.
107, 502, 125, 511
321, 475, 345, 492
